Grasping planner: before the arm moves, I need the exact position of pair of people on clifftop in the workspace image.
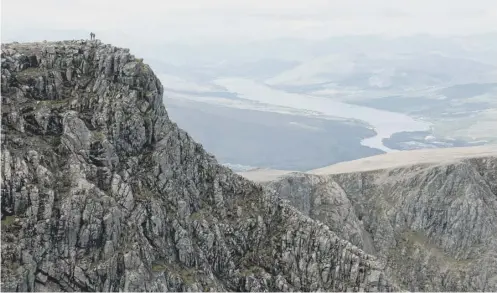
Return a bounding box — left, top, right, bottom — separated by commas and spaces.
90, 32, 96, 40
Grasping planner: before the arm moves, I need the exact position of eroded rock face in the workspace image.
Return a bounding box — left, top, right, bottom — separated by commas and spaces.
1, 41, 395, 291
264, 158, 497, 292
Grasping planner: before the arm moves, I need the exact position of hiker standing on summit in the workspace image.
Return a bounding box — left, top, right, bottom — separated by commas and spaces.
90, 32, 95, 40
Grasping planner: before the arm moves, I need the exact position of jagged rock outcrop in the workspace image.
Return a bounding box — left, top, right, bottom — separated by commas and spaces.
1, 41, 397, 292
243, 148, 497, 291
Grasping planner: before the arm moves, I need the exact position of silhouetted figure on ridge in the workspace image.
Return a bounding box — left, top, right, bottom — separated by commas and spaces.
90, 32, 95, 40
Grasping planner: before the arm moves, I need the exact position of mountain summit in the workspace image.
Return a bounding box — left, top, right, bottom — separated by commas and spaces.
2, 40, 496, 292
1, 40, 394, 291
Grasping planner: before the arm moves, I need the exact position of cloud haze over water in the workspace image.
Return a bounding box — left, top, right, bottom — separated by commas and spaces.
2, 0, 497, 45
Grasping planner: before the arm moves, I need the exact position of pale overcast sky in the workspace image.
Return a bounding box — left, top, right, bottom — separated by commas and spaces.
2, 0, 497, 44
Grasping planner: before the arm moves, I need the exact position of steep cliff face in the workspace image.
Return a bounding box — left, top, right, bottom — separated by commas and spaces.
252, 149, 497, 291
1, 41, 395, 292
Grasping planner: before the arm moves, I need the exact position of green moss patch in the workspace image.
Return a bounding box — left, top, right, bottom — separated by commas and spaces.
151, 264, 167, 272
1, 216, 16, 229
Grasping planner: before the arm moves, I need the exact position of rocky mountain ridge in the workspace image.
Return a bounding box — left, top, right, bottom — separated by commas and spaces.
240, 146, 497, 291
2, 40, 496, 292
1, 40, 395, 291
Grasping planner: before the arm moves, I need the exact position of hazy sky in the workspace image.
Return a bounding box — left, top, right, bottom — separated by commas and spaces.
2, 0, 497, 45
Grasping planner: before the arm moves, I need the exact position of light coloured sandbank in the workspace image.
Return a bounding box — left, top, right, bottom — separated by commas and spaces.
238, 145, 497, 182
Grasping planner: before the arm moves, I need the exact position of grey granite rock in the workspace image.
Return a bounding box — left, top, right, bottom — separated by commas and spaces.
262, 155, 497, 291
1, 41, 395, 292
